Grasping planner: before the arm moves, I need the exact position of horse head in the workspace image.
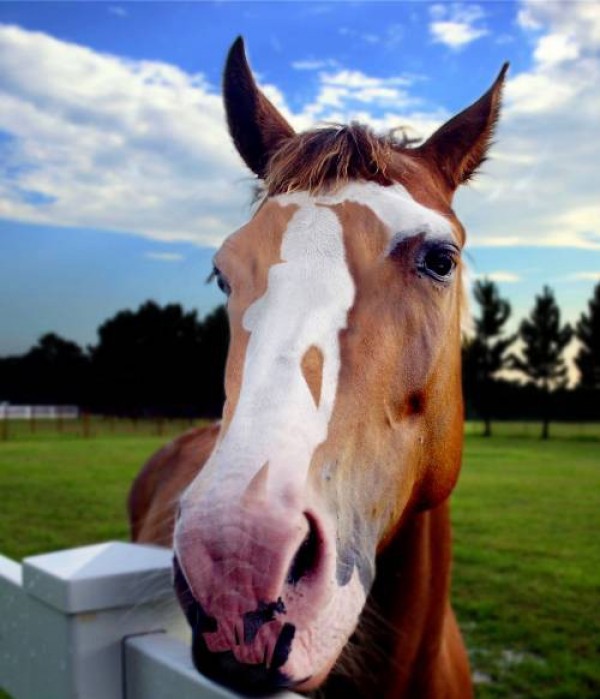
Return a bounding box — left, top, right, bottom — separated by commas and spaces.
173, 37, 506, 695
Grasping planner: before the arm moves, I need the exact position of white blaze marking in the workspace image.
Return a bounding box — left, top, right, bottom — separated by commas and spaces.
211, 194, 353, 495
196, 182, 455, 495
316, 181, 453, 242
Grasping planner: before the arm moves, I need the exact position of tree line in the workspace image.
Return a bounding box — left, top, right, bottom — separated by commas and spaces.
0, 302, 229, 418
463, 280, 600, 437
1, 282, 599, 434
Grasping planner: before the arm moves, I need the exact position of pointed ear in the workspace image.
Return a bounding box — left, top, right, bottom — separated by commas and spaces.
223, 37, 295, 178
418, 63, 509, 192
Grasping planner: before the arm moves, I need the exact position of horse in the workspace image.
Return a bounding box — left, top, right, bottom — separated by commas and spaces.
128, 37, 507, 698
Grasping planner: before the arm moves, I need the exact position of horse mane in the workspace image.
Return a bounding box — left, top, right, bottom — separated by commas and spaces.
264, 123, 418, 196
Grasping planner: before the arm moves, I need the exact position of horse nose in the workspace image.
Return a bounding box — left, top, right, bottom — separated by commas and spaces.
173, 514, 323, 621
176, 500, 326, 601
174, 502, 331, 686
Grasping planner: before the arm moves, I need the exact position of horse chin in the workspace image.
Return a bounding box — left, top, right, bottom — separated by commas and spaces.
207, 602, 361, 694
292, 658, 337, 692
188, 617, 352, 696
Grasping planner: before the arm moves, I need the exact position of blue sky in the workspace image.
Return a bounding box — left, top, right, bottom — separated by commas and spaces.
1, 1, 599, 356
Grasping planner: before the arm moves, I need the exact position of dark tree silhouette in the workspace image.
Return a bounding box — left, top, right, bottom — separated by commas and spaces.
91, 301, 198, 414
0, 333, 89, 405
510, 286, 572, 439
197, 305, 229, 417
462, 279, 515, 436
90, 301, 228, 416
575, 282, 600, 389
27, 333, 84, 362
29, 333, 90, 402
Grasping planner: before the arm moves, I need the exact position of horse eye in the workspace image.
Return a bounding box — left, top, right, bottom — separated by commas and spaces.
210, 266, 231, 296
422, 245, 458, 281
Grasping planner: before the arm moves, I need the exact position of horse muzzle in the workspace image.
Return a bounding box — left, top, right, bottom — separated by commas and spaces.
173, 494, 341, 694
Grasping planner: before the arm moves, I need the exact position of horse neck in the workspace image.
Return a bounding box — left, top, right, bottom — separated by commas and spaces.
322, 500, 472, 699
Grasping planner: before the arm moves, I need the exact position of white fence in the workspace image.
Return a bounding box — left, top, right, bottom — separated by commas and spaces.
0, 404, 79, 420
0, 542, 298, 699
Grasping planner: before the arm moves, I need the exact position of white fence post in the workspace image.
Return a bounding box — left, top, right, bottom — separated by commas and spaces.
1, 542, 181, 699
0, 542, 300, 699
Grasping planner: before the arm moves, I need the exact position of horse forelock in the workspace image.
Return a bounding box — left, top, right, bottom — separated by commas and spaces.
262, 123, 418, 197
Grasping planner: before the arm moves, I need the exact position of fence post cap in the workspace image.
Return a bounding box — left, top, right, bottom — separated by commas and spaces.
22, 541, 174, 613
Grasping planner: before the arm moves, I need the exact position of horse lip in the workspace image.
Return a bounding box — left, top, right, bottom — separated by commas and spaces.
191, 628, 296, 696
172, 555, 218, 632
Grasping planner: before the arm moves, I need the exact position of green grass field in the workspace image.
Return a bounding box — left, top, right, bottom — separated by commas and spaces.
1, 420, 599, 698
452, 435, 600, 699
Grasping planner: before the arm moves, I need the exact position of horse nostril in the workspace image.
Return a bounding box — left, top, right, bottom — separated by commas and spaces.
286, 513, 321, 585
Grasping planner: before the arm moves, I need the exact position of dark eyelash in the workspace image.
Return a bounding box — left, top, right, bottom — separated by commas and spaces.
208, 265, 232, 296
205, 267, 217, 285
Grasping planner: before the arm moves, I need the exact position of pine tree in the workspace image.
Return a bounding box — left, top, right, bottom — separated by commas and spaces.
462, 279, 515, 436
510, 286, 572, 439
575, 282, 600, 389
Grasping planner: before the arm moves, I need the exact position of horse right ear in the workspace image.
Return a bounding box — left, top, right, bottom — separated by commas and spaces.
223, 37, 295, 179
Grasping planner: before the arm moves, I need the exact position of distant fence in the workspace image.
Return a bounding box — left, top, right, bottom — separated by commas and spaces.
0, 404, 79, 420
0, 542, 298, 699
0, 414, 205, 441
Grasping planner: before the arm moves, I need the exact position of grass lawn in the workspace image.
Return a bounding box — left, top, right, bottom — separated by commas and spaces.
453, 435, 600, 699
1, 420, 599, 698
0, 417, 207, 559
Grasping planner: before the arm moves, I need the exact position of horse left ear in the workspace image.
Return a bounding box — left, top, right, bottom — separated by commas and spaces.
223, 37, 296, 179
418, 63, 509, 191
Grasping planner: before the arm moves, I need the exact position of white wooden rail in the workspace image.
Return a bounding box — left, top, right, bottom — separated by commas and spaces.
0, 542, 298, 699
0, 404, 79, 420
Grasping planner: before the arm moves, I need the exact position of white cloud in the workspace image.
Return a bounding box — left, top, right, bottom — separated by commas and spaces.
516, 6, 541, 30
0, 4, 599, 257
504, 72, 579, 114
566, 272, 600, 282
145, 252, 184, 262
548, 206, 600, 246
293, 69, 426, 131
475, 271, 521, 283
429, 4, 489, 49
0, 24, 434, 247
0, 24, 247, 246
518, 1, 600, 46
430, 21, 488, 49
534, 32, 579, 67
457, 1, 600, 250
